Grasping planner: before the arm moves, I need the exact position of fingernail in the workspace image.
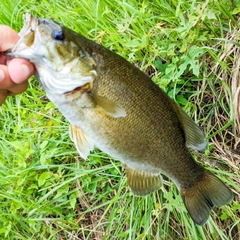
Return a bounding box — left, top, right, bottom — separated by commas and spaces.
0, 69, 5, 82
21, 64, 31, 79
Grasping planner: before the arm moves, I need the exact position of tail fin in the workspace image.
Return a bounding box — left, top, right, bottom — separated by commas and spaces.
180, 170, 233, 226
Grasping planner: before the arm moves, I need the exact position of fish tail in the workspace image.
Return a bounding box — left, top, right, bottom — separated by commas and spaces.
180, 170, 233, 226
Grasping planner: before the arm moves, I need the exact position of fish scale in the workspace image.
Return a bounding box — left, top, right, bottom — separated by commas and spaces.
4, 13, 233, 226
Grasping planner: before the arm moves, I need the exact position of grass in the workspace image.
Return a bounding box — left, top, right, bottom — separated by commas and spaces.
0, 0, 239, 239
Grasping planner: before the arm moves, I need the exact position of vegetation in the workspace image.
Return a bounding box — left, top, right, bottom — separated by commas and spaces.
0, 0, 239, 239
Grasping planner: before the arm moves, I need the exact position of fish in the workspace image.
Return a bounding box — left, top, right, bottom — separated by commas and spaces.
4, 13, 233, 226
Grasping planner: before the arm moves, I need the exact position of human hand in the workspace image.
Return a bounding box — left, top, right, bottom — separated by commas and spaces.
0, 25, 34, 105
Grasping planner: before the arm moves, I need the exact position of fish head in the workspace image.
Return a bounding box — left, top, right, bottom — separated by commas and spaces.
4, 13, 97, 94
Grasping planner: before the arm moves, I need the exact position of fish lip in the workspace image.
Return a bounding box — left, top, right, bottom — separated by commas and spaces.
3, 13, 40, 61
3, 48, 34, 61
18, 12, 39, 37
3, 51, 32, 61
2, 49, 14, 58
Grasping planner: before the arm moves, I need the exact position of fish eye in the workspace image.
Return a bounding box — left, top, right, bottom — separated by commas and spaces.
52, 29, 65, 41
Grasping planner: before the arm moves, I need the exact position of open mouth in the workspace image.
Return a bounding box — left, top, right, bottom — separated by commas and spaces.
3, 13, 39, 59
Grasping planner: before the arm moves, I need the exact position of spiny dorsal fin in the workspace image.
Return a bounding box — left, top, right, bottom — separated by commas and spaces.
168, 98, 207, 151
69, 124, 94, 159
123, 164, 162, 196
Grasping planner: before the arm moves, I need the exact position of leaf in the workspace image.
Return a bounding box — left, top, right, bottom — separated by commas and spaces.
40, 140, 48, 151
155, 59, 169, 73
232, 7, 240, 15
176, 95, 189, 106
70, 197, 77, 209
40, 153, 47, 165
178, 46, 204, 77
38, 172, 50, 187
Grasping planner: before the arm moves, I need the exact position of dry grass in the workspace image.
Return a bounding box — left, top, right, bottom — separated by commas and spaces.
210, 20, 240, 167
193, 18, 240, 239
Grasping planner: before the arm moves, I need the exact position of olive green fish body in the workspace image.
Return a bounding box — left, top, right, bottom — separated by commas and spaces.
54, 44, 204, 188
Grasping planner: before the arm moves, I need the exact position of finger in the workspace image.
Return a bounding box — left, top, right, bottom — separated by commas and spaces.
0, 25, 19, 51
8, 81, 28, 95
0, 52, 6, 64
0, 65, 13, 89
0, 64, 29, 92
0, 89, 8, 106
8, 58, 35, 84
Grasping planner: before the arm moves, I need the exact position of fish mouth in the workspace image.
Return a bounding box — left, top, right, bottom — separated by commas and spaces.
3, 13, 40, 60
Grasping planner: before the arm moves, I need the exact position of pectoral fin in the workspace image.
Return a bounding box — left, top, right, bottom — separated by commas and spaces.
95, 95, 126, 118
123, 164, 162, 196
168, 98, 207, 151
69, 124, 94, 159
67, 83, 126, 118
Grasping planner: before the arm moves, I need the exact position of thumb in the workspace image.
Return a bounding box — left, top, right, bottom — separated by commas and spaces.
0, 25, 19, 51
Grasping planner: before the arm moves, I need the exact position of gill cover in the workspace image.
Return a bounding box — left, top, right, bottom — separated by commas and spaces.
4, 13, 98, 94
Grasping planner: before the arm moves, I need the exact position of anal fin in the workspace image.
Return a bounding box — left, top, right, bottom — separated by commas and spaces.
123, 164, 162, 196
69, 124, 94, 159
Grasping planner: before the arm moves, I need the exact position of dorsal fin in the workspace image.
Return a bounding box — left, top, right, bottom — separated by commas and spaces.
123, 164, 162, 196
69, 124, 94, 159
168, 98, 207, 151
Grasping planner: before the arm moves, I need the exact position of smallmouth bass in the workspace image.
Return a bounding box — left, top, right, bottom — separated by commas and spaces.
4, 13, 233, 226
